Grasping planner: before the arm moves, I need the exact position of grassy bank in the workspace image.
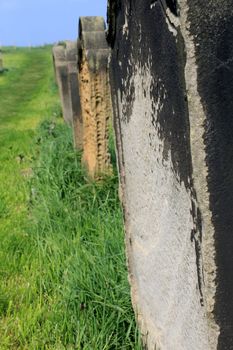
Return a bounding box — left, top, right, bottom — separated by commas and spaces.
0, 47, 141, 349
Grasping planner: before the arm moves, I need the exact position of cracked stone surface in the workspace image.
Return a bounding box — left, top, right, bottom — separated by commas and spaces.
107, 0, 233, 349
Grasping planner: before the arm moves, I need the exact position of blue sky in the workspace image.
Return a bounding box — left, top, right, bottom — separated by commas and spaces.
0, 0, 108, 46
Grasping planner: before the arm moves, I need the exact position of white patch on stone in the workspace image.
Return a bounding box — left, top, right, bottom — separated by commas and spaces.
118, 57, 210, 349
179, 1, 220, 348
165, 8, 179, 37
166, 7, 180, 28
150, 2, 156, 9
123, 5, 129, 38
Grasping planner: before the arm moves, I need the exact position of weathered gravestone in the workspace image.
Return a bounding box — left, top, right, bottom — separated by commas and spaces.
66, 41, 83, 149
53, 41, 83, 148
107, 0, 233, 349
78, 17, 112, 178
0, 50, 3, 73
53, 43, 72, 124
52, 44, 73, 124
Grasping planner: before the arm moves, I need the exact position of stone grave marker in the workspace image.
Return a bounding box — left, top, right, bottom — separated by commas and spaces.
78, 16, 112, 178
52, 44, 73, 125
66, 41, 83, 149
0, 50, 3, 73
107, 0, 233, 349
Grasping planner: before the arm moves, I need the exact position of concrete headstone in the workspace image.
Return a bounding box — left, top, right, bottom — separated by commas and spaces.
78, 16, 112, 178
0, 50, 3, 73
65, 41, 83, 149
52, 44, 73, 124
108, 0, 233, 349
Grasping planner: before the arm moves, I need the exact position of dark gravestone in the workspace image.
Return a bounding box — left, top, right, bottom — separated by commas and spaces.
107, 0, 233, 349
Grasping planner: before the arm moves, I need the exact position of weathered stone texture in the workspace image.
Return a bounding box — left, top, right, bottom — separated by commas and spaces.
78, 17, 112, 178
52, 44, 73, 124
66, 41, 83, 149
53, 41, 83, 148
0, 51, 3, 73
108, 0, 233, 349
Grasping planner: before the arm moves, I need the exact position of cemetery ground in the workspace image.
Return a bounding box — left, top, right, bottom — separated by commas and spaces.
0, 46, 141, 349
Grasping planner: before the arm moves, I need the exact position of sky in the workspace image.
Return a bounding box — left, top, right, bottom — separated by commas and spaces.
0, 0, 108, 46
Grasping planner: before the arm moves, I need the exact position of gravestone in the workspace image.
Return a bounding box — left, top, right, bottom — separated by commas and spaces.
52, 44, 73, 124
107, 0, 233, 349
78, 16, 112, 178
53, 42, 83, 148
0, 50, 3, 73
66, 41, 83, 149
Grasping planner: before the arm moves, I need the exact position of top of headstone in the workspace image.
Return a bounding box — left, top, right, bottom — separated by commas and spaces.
66, 41, 78, 61
52, 45, 66, 61
79, 17, 106, 35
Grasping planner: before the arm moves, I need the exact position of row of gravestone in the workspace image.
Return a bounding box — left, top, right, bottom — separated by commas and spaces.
53, 3, 233, 349
52, 17, 112, 179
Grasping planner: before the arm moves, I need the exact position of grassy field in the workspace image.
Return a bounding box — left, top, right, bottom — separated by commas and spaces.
0, 47, 141, 349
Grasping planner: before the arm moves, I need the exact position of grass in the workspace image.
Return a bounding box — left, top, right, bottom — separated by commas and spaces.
0, 47, 141, 349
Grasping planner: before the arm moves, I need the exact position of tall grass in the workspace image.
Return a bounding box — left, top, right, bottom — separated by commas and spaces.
17, 121, 141, 349
0, 46, 142, 349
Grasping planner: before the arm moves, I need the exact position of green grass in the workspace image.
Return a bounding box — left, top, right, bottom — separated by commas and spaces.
0, 47, 141, 349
